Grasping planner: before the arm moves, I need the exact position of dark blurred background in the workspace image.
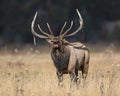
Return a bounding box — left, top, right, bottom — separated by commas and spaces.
0, 0, 120, 46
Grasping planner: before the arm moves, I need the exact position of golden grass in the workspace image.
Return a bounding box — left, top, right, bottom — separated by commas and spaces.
0, 44, 120, 96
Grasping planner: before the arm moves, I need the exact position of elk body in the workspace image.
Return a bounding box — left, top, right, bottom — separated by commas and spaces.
31, 9, 90, 87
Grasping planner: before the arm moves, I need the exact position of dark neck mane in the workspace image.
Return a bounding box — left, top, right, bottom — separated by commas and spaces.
51, 45, 70, 72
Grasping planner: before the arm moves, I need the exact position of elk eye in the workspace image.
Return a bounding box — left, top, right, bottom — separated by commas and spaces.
51, 40, 54, 42
60, 40, 63, 42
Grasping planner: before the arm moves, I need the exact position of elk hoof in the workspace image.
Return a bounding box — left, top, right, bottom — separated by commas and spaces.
58, 82, 63, 87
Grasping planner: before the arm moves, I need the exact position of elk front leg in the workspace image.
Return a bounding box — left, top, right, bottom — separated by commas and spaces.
68, 71, 77, 94
56, 71, 63, 87
70, 72, 76, 88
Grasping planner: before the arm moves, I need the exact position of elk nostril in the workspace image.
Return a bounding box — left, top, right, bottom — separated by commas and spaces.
54, 42, 58, 44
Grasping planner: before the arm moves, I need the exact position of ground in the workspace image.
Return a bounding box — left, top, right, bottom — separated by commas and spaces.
0, 44, 120, 96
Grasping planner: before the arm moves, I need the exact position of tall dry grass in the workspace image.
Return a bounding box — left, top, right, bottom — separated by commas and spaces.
0, 44, 120, 96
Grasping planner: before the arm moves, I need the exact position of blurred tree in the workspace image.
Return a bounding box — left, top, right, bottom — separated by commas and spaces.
108, 25, 120, 41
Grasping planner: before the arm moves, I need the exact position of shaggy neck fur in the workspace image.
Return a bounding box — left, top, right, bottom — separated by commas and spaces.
51, 44, 70, 72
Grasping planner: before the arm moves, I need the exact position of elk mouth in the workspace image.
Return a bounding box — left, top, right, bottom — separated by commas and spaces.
53, 44, 59, 49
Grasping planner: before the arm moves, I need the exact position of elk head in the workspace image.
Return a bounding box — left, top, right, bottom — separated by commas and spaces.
31, 9, 83, 49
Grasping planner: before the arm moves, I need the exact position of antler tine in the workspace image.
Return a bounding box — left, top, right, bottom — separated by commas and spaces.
64, 9, 83, 37
60, 21, 67, 35
31, 12, 49, 39
47, 23, 54, 35
62, 20, 73, 36
38, 24, 51, 37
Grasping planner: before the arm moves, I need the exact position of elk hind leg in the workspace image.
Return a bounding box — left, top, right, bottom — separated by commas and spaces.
82, 49, 90, 80
81, 63, 89, 87
75, 69, 80, 89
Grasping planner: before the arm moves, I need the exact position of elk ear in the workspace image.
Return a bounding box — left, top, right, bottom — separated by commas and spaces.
46, 39, 51, 44
63, 39, 68, 44
62, 39, 67, 43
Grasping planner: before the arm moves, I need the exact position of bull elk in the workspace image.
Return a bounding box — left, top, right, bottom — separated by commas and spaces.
31, 9, 90, 88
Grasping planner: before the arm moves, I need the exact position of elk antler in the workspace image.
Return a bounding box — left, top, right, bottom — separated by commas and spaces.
31, 9, 83, 42
64, 9, 83, 37
62, 20, 73, 36
60, 21, 67, 35
46, 23, 54, 35
60, 9, 83, 38
37, 24, 51, 37
31, 12, 50, 39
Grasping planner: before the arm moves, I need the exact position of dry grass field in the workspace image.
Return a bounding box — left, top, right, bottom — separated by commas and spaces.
0, 44, 120, 96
